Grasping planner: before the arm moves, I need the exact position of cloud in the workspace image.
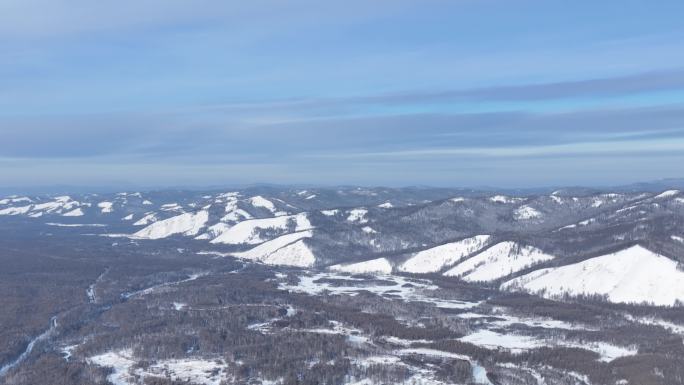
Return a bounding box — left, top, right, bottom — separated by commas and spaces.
363, 68, 684, 103
0, 0, 429, 40
3, 103, 684, 164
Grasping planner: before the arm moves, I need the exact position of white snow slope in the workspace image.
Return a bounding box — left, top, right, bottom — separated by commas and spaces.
503, 245, 684, 306
444, 241, 555, 282
399, 235, 491, 274
231, 230, 315, 267
133, 210, 209, 239
330, 258, 393, 274
210, 213, 311, 245
514, 205, 542, 220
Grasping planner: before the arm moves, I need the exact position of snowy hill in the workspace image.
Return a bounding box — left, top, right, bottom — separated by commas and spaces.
209, 213, 312, 245
134, 211, 209, 239
399, 235, 491, 273
444, 242, 555, 282
1, 186, 684, 275
502, 245, 684, 306
330, 258, 393, 274
231, 230, 316, 267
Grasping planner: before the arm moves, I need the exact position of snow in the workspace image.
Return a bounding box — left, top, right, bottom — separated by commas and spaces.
279, 271, 480, 310
626, 314, 684, 335
459, 330, 636, 361
61, 344, 78, 361
672, 235, 684, 243
46, 223, 106, 227
88, 350, 135, 385
122, 214, 133, 220
142, 199, 153, 205
0, 196, 81, 216
444, 241, 555, 282
550, 195, 563, 204
460, 329, 542, 352
305, 194, 317, 200
0, 205, 32, 215
133, 213, 157, 226
261, 240, 316, 267
62, 208, 84, 217
123, 272, 207, 299
144, 358, 227, 385
249, 195, 278, 213
221, 208, 253, 222
503, 245, 684, 306
399, 235, 491, 274
0, 196, 31, 205
361, 226, 377, 234
515, 205, 542, 220
347, 208, 368, 223
321, 209, 339, 216
395, 349, 492, 385
490, 195, 522, 204
161, 203, 183, 211
450, 197, 465, 202
133, 210, 209, 239
97, 201, 113, 213
396, 348, 468, 360
231, 230, 316, 267
210, 213, 312, 245
471, 312, 587, 331
88, 350, 228, 385
654, 189, 680, 199
329, 258, 392, 274
378, 201, 393, 208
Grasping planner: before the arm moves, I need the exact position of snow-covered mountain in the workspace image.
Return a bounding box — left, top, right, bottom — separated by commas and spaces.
443, 242, 555, 282
399, 235, 491, 274
502, 245, 684, 306
2, 186, 684, 305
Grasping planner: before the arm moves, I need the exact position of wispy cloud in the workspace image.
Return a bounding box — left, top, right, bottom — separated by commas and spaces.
2, 0, 684, 187
308, 138, 684, 159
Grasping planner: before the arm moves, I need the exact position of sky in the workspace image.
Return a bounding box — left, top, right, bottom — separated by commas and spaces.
2, 0, 684, 189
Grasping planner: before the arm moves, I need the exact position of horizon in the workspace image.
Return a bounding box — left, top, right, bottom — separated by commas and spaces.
3, 1, 684, 187
3, 177, 684, 196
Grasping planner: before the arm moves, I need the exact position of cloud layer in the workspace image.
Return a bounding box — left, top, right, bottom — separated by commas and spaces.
2, 0, 684, 187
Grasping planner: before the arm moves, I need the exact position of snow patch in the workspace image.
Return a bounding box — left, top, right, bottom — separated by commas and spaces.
210, 213, 312, 245
655, 189, 680, 199
515, 205, 542, 220
231, 230, 316, 267
329, 258, 392, 274
400, 235, 491, 274
347, 208, 368, 223
490, 195, 522, 204
503, 245, 684, 306
0, 205, 32, 215
133, 213, 157, 226
97, 201, 113, 213
444, 242, 554, 282
249, 196, 279, 213
134, 210, 209, 239
62, 208, 84, 217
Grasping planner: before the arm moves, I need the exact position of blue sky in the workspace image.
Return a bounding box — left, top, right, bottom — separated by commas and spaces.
2, 0, 684, 188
